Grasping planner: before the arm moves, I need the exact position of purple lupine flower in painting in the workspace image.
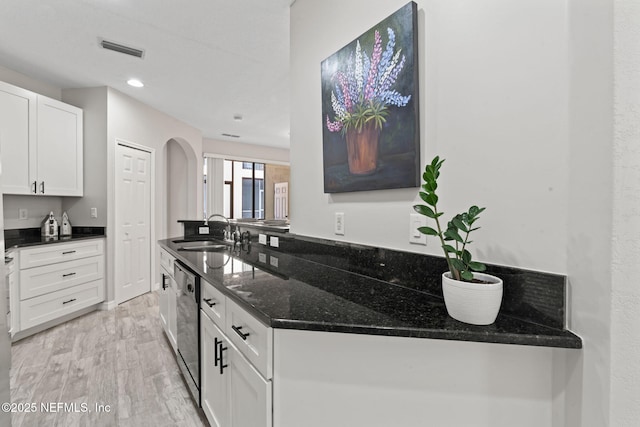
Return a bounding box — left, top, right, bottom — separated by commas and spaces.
325, 27, 411, 133
364, 30, 383, 101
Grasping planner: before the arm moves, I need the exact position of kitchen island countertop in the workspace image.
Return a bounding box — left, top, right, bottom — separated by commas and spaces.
159, 237, 582, 349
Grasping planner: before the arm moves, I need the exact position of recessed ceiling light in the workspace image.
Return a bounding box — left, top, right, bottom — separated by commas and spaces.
127, 79, 144, 88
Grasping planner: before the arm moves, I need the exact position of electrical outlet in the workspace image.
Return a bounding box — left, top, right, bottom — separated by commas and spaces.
90, 207, 98, 218
409, 213, 427, 245
19, 209, 28, 220
334, 212, 345, 235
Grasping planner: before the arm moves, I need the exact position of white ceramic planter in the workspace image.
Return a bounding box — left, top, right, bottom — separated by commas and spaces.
441, 272, 503, 325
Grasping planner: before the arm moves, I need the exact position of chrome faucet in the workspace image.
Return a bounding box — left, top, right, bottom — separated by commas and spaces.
204, 213, 229, 226
204, 214, 231, 240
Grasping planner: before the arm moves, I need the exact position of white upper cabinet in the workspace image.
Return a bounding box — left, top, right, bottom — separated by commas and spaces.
36, 96, 83, 196
0, 81, 83, 196
0, 81, 36, 194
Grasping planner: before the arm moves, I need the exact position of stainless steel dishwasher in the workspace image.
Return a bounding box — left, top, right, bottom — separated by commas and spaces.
174, 260, 200, 405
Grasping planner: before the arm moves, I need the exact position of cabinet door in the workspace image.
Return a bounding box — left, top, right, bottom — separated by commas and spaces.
167, 275, 177, 350
159, 274, 169, 333
0, 82, 36, 194
201, 312, 229, 427
229, 345, 272, 427
36, 95, 83, 196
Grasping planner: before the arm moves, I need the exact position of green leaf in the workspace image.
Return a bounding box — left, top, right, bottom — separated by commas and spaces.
419, 192, 437, 207
423, 180, 437, 192
462, 249, 472, 264
468, 206, 485, 219
461, 270, 474, 281
417, 226, 438, 236
413, 204, 436, 218
452, 216, 468, 233
443, 228, 464, 243
451, 258, 466, 272
442, 244, 458, 253
468, 261, 487, 272
424, 193, 438, 206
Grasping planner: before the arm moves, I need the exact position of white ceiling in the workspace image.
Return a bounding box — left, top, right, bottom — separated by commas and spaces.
0, 0, 292, 148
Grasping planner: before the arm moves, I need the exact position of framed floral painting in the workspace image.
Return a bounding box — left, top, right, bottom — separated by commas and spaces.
321, 2, 420, 193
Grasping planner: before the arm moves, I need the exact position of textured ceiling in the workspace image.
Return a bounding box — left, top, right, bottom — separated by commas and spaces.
0, 0, 291, 148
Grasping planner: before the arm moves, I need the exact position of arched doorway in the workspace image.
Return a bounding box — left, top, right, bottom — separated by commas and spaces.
164, 137, 200, 238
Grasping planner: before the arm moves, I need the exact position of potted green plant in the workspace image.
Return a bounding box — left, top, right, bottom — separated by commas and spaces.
413, 156, 503, 325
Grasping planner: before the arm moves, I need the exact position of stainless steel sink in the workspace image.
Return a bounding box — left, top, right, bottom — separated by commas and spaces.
175, 239, 230, 252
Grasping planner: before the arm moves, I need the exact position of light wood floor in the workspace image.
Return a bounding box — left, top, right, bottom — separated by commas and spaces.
10, 292, 208, 427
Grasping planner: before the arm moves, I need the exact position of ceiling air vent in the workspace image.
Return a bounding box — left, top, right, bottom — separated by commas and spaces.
100, 39, 145, 58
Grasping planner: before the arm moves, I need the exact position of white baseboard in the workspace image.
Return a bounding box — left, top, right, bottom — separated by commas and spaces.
99, 300, 117, 311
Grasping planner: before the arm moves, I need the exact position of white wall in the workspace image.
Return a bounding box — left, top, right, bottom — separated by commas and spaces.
0, 65, 61, 100
203, 137, 290, 164
611, 0, 640, 423
290, 0, 568, 274
106, 87, 203, 302
290, 0, 637, 424
167, 139, 190, 237
3, 195, 62, 230
62, 87, 108, 227
58, 86, 204, 303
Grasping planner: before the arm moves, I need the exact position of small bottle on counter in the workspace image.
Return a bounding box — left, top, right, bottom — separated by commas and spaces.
61, 211, 72, 237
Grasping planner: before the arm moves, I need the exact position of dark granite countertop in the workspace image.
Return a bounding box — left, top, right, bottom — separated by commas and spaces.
159, 237, 582, 349
5, 227, 106, 250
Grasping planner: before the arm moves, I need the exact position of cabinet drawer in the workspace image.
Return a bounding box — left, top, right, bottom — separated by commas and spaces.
20, 279, 104, 330
159, 247, 175, 276
201, 279, 226, 330
226, 298, 272, 379
20, 256, 104, 300
20, 239, 104, 269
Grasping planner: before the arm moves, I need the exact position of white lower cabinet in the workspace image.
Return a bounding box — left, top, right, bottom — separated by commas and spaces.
159, 272, 177, 351
201, 298, 272, 427
201, 313, 229, 427
228, 343, 272, 427
14, 239, 105, 337
159, 247, 177, 351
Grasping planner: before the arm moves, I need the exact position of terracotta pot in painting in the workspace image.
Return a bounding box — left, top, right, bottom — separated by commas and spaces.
345, 121, 381, 175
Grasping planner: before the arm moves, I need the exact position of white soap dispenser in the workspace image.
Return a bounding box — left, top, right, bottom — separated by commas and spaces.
61, 211, 72, 237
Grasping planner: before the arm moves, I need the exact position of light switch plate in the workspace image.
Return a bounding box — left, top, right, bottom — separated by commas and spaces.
270, 256, 279, 268
334, 212, 345, 235
259, 234, 267, 245
259, 253, 267, 263
19, 209, 27, 220
90, 207, 98, 218
270, 236, 279, 248
409, 213, 427, 245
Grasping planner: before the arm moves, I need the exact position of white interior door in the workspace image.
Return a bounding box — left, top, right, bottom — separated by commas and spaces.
116, 143, 151, 303
274, 182, 288, 220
